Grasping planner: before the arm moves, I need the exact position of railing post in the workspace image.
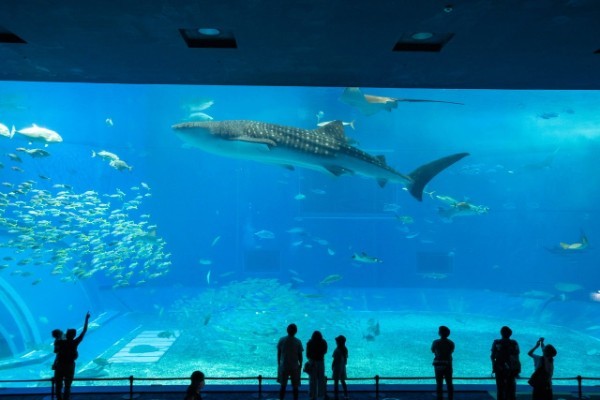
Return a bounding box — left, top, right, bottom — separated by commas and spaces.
577, 375, 582, 400
375, 375, 380, 399
51, 376, 55, 400
129, 375, 134, 400
258, 374, 263, 398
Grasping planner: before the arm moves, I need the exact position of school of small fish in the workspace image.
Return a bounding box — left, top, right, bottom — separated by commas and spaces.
0, 181, 171, 288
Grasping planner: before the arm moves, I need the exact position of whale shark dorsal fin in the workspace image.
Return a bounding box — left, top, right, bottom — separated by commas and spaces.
316, 121, 346, 142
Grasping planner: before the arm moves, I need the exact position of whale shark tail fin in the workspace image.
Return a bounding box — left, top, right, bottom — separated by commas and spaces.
407, 153, 469, 201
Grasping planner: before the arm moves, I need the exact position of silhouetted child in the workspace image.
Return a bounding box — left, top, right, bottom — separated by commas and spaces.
184, 370, 205, 400
431, 326, 455, 400
54, 312, 90, 400
51, 329, 64, 371
332, 335, 348, 400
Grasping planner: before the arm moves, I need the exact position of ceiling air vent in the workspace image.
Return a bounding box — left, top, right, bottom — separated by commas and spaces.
179, 28, 237, 49
0, 26, 26, 44
393, 32, 454, 52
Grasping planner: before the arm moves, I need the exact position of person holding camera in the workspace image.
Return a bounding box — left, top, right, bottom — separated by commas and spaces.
527, 337, 557, 400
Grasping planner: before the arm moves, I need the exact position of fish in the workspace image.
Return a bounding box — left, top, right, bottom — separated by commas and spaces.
352, 252, 383, 263
188, 99, 215, 112
319, 274, 343, 285
15, 124, 63, 144
293, 193, 306, 200
16, 148, 50, 158
339, 87, 463, 116
436, 195, 489, 220
538, 112, 559, 120
7, 153, 22, 162
109, 159, 133, 171
92, 150, 120, 161
198, 259, 213, 265
105, 118, 114, 126
396, 215, 414, 224
254, 229, 275, 239
172, 120, 469, 201
189, 112, 214, 121
0, 123, 15, 138
211, 235, 221, 247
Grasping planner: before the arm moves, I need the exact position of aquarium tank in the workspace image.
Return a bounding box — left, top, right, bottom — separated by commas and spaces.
0, 82, 598, 389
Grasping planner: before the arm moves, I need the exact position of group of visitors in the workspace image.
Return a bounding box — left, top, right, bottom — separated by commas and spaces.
276, 323, 348, 400
50, 317, 557, 400
433, 325, 557, 400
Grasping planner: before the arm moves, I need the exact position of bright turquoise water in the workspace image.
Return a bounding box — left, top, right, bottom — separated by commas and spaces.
0, 83, 598, 387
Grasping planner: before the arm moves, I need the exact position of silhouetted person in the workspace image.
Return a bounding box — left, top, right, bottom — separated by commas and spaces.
527, 338, 557, 400
277, 323, 303, 400
307, 330, 328, 400
431, 326, 455, 400
184, 370, 205, 400
51, 329, 64, 371
54, 312, 90, 400
491, 326, 521, 400
331, 335, 348, 400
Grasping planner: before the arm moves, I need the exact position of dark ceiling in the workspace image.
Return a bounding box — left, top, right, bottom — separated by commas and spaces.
1, 0, 599, 89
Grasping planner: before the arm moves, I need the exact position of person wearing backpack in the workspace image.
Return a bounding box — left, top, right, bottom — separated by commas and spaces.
491, 326, 521, 400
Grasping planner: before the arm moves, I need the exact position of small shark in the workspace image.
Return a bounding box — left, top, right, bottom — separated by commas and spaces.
352, 252, 383, 263
339, 87, 464, 116
172, 120, 469, 201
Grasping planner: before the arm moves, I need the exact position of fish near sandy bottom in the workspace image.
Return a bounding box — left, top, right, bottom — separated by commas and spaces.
172, 120, 469, 201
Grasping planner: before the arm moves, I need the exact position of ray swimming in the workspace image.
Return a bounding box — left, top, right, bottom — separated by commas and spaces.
172, 120, 469, 201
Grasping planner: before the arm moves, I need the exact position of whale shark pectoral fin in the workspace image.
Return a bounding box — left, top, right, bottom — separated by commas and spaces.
282, 165, 295, 171
324, 165, 353, 177
407, 152, 469, 201
232, 136, 277, 149
377, 178, 388, 188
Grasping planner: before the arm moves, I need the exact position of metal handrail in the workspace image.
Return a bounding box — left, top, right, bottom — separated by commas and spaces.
1, 374, 598, 400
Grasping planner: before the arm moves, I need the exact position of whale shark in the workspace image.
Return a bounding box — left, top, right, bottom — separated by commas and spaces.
172, 120, 469, 201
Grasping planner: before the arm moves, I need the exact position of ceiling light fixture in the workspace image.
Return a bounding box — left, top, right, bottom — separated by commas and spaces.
393, 32, 454, 52
198, 28, 221, 36
179, 28, 237, 49
411, 32, 434, 40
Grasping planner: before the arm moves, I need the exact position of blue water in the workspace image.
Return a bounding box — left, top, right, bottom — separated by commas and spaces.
0, 82, 599, 387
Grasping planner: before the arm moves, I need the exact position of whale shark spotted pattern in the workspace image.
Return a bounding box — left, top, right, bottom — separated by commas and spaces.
172, 120, 469, 201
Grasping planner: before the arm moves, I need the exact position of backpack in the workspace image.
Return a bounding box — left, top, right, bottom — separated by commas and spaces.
494, 339, 521, 375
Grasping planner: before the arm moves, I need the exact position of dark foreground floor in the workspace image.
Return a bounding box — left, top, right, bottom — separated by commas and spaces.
0, 390, 595, 400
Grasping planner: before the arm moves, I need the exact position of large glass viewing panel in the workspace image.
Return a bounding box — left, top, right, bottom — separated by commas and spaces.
0, 82, 598, 388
